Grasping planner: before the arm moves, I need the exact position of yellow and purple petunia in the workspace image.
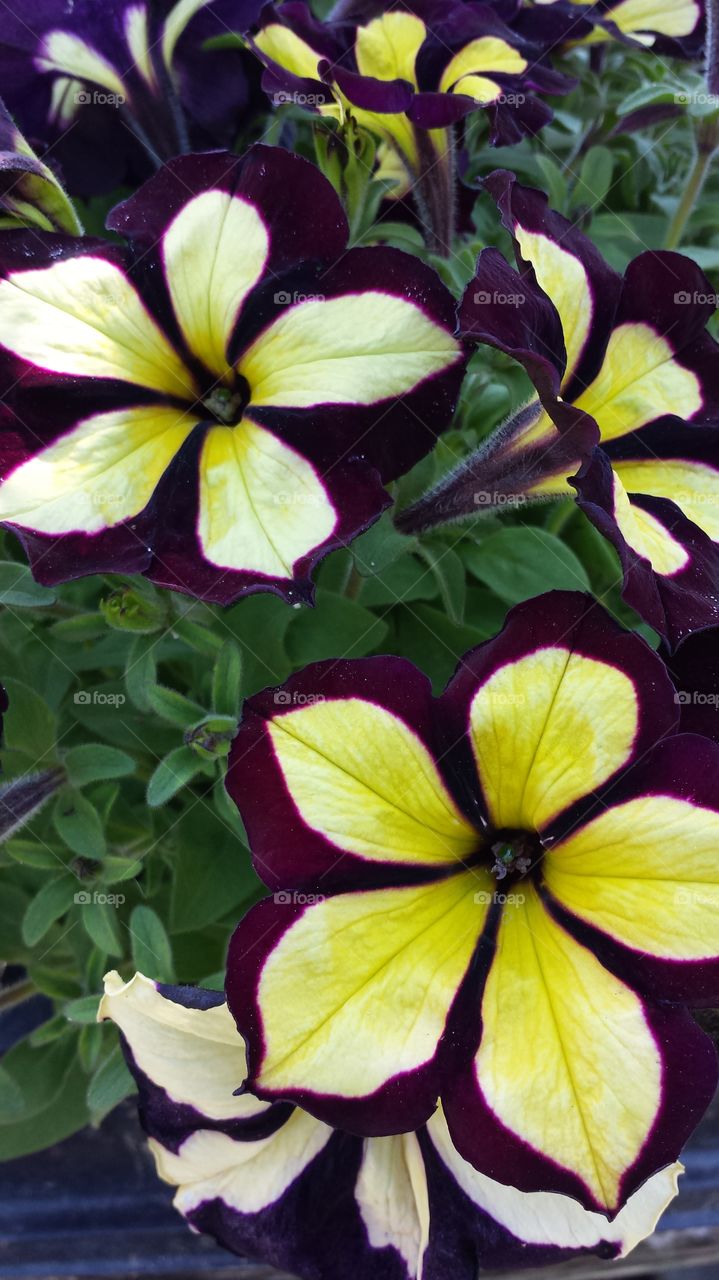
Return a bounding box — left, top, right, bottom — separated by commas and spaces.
402, 171, 719, 647
100, 970, 684, 1278
0, 0, 262, 195
530, 0, 704, 56
0, 145, 464, 604
247, 0, 575, 168
225, 591, 719, 1219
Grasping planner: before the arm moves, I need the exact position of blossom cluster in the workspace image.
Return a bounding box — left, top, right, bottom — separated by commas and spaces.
0, 1, 717, 1278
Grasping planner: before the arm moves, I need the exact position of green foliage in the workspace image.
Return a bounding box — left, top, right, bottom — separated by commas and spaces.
1, 32, 716, 1162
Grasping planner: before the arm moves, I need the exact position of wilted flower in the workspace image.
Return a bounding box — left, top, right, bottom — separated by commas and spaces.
400, 171, 719, 648
0, 0, 262, 194
100, 970, 683, 1278
0, 145, 463, 604
226, 591, 719, 1217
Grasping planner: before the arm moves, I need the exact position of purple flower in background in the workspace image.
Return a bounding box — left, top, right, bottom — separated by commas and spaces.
0, 0, 263, 195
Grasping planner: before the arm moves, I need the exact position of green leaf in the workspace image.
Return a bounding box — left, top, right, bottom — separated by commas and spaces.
1, 678, 57, 766
49, 612, 106, 643
0, 883, 31, 957
533, 154, 568, 211
0, 561, 57, 608
147, 684, 207, 727
77, 1023, 105, 1072
223, 595, 293, 697
170, 811, 254, 932
464, 528, 590, 604
171, 615, 225, 656
146, 746, 201, 807
416, 545, 466, 624
572, 146, 614, 210
80, 898, 123, 957
0, 1038, 89, 1160
212, 641, 243, 716
0, 1065, 25, 1121
357, 553, 438, 608
391, 604, 484, 691
124, 633, 158, 711
351, 512, 416, 576
64, 744, 135, 787
286, 590, 389, 664
5, 838, 61, 870
86, 1043, 135, 1119
64, 994, 101, 1024
21, 874, 78, 946
129, 904, 174, 981
53, 788, 106, 858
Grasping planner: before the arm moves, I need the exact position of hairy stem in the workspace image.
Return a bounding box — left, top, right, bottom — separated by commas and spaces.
664, 116, 719, 249
411, 128, 456, 257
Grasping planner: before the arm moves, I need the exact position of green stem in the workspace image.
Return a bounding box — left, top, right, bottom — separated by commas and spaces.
664, 116, 719, 249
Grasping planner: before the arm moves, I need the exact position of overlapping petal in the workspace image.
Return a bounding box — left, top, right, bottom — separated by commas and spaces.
413, 170, 719, 647
227, 592, 719, 1213
0, 146, 464, 604
101, 972, 684, 1278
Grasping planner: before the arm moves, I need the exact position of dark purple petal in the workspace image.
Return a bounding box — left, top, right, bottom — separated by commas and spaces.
573, 448, 719, 649
442, 994, 716, 1215
483, 169, 623, 396
668, 627, 719, 742
458, 246, 567, 393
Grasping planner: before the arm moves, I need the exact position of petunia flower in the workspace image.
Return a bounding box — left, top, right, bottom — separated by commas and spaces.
0, 95, 81, 234
0, 145, 463, 605
529, 0, 704, 57
225, 591, 719, 1218
100, 969, 684, 1278
0, 0, 263, 196
399, 171, 719, 648
245, 0, 575, 250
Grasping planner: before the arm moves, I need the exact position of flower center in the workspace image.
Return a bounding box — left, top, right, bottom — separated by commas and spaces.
202, 376, 251, 426
488, 829, 542, 882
